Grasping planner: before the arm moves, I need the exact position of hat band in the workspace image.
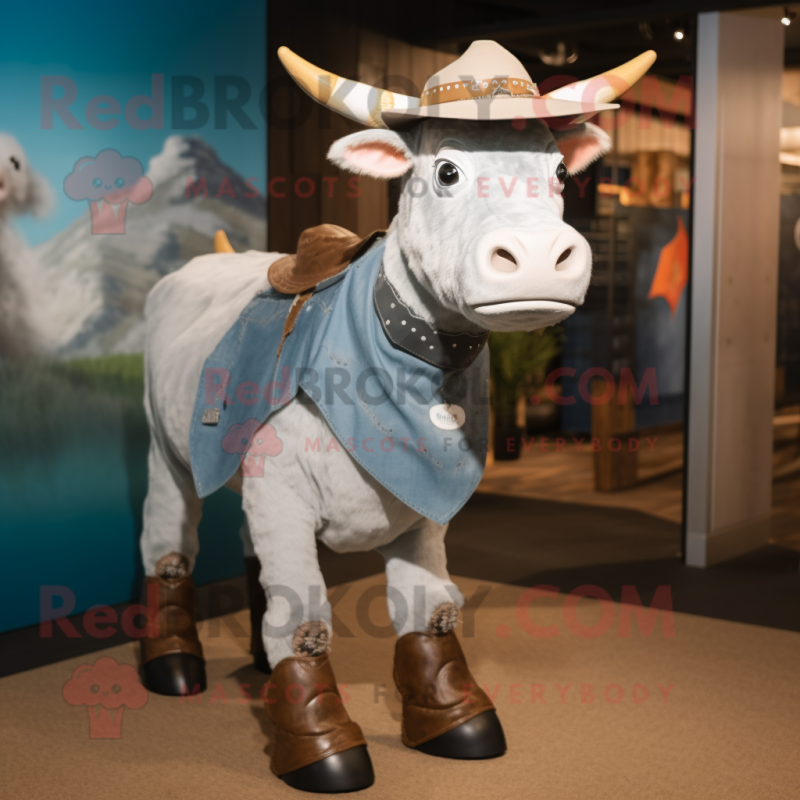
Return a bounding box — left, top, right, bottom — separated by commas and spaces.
420, 77, 539, 107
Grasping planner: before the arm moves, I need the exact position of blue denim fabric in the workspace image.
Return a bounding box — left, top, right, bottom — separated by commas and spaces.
189, 238, 489, 524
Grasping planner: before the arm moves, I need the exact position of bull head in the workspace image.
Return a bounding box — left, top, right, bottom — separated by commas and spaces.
277, 41, 656, 333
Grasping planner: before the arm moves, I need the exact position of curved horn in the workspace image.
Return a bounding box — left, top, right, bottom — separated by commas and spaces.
214, 230, 234, 253
278, 46, 419, 129
543, 50, 657, 105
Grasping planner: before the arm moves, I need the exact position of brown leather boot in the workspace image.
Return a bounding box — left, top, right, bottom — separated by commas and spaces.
266, 652, 374, 792
140, 569, 206, 696
393, 630, 506, 758
245, 556, 270, 673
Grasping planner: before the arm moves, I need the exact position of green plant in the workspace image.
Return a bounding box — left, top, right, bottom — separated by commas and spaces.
489, 326, 563, 429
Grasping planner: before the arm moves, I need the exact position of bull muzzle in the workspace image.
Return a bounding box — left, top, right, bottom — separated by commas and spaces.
467, 227, 593, 332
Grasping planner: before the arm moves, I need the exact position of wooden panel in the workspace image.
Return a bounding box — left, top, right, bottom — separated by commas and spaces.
387, 36, 417, 96
591, 377, 638, 492
268, 5, 457, 252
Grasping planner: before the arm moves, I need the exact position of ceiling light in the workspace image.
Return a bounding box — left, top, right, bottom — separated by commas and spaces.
674, 28, 685, 41
782, 8, 796, 26
538, 41, 578, 67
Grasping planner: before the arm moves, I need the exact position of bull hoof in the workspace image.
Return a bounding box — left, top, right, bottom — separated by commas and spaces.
280, 746, 375, 793
415, 711, 506, 760
253, 651, 272, 675
142, 653, 207, 697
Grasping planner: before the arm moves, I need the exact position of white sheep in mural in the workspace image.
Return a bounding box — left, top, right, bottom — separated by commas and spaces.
0, 134, 52, 359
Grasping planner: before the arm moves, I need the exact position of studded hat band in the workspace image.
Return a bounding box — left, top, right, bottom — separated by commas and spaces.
373, 268, 489, 370
420, 76, 539, 107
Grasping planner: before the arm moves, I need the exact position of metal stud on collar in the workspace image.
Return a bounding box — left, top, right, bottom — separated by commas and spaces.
373, 268, 488, 370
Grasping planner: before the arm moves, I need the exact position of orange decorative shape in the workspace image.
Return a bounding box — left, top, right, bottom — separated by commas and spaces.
648, 216, 688, 316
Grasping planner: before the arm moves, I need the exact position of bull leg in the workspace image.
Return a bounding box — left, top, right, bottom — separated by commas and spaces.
240, 518, 270, 673
378, 522, 506, 760
242, 483, 374, 792
139, 441, 206, 696
377, 520, 463, 636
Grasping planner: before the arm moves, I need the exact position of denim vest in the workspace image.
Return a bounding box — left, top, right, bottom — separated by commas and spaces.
189, 238, 489, 524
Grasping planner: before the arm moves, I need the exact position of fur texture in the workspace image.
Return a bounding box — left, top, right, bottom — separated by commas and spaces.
327, 129, 414, 178
0, 134, 52, 359
155, 552, 190, 579
141, 117, 609, 667
333, 119, 605, 333
550, 122, 612, 175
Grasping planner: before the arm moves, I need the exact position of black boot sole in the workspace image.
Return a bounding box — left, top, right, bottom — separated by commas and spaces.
142, 653, 207, 697
280, 745, 375, 793
414, 710, 506, 759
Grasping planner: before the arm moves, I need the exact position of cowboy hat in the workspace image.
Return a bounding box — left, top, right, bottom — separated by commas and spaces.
278, 39, 656, 129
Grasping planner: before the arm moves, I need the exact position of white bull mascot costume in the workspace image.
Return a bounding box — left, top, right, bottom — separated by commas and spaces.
140, 40, 655, 792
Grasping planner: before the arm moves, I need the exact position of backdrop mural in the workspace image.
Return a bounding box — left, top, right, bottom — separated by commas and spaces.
0, 0, 267, 633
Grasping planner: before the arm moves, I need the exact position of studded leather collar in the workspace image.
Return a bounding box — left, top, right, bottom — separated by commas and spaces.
373, 268, 489, 370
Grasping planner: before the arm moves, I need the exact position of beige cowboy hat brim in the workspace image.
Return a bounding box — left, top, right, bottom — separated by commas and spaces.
381, 96, 620, 128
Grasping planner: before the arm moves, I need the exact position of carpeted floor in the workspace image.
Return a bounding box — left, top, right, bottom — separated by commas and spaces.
5, 492, 800, 679
2, 573, 799, 799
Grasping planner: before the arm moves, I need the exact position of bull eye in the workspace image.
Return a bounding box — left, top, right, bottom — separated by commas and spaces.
10, 156, 20, 171
556, 162, 567, 182
436, 161, 460, 187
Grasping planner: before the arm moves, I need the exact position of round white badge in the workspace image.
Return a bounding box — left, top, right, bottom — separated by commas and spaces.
429, 403, 466, 430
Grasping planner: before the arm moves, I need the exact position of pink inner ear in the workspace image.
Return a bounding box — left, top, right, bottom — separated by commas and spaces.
557, 136, 605, 175
344, 142, 410, 178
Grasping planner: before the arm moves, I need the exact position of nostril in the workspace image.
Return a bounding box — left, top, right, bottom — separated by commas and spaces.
490, 248, 518, 273
555, 247, 573, 268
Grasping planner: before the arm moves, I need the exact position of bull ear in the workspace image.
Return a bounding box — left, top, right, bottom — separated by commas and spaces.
552, 122, 611, 175
327, 129, 413, 179
22, 171, 54, 218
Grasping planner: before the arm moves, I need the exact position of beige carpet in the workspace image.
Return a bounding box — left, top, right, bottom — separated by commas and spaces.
2, 574, 799, 799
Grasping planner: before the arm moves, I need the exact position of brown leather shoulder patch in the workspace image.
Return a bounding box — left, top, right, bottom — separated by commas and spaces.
268, 224, 384, 294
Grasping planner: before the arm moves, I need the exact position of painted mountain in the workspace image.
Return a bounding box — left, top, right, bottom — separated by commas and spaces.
37, 135, 267, 358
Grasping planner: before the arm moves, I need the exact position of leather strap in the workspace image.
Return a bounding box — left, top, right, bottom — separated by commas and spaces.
266, 653, 366, 776
393, 630, 494, 748
140, 575, 203, 663
374, 268, 489, 370
276, 290, 312, 356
